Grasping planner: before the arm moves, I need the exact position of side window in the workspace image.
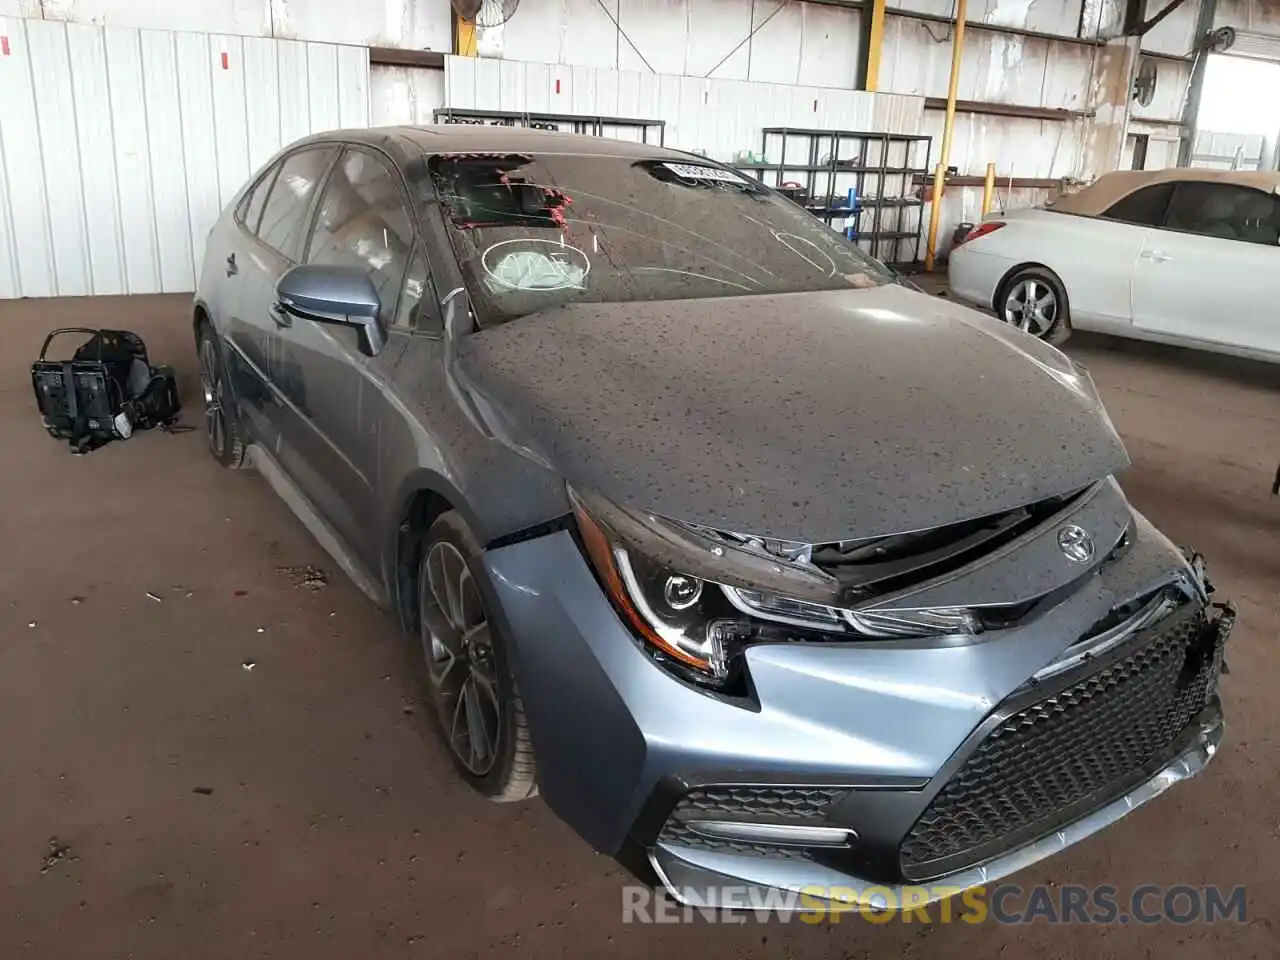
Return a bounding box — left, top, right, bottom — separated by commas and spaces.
1100, 183, 1174, 226
256, 147, 337, 260
393, 249, 433, 332
236, 168, 275, 234
1165, 182, 1280, 245
306, 148, 416, 326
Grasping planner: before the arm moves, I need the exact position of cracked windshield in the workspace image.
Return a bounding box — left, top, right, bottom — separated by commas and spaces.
430, 153, 894, 324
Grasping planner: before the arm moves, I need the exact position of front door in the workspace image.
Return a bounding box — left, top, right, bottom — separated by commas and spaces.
1132, 180, 1280, 356
271, 146, 419, 571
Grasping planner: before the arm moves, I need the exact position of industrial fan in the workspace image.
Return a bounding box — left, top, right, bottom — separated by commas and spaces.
452, 0, 522, 28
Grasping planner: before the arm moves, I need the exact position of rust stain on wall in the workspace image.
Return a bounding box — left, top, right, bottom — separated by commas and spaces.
1079, 37, 1138, 177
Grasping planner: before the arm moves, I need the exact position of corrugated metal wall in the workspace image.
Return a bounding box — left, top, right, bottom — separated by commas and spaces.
0, 0, 453, 51
443, 55, 925, 161
493, 0, 863, 89
0, 17, 369, 299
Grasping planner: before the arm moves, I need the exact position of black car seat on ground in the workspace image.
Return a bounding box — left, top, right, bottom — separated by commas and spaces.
31, 328, 182, 454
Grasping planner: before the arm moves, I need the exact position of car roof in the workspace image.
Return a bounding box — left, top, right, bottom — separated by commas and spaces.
1051, 167, 1280, 216
295, 124, 691, 163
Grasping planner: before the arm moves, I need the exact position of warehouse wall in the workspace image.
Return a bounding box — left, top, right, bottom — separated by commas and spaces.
4, 0, 1277, 298
0, 0, 453, 49
0, 17, 368, 298
441, 55, 922, 155
497, 0, 862, 88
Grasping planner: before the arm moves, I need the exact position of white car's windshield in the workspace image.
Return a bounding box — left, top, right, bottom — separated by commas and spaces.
429, 152, 895, 325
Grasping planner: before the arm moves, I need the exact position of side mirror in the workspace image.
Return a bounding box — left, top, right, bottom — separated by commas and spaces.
275, 264, 387, 357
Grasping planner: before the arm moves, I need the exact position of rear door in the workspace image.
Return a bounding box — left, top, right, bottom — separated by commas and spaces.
273, 145, 418, 570
1131, 180, 1280, 355
214, 164, 279, 443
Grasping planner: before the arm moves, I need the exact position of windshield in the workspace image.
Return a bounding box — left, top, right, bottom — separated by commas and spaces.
429, 152, 896, 325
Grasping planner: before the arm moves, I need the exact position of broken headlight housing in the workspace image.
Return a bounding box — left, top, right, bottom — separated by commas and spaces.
569, 487, 979, 689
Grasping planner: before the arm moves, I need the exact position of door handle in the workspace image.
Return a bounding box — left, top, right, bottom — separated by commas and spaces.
225, 253, 238, 276
270, 302, 292, 329
1141, 250, 1171, 263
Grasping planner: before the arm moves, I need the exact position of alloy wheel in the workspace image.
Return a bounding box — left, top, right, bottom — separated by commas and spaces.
198, 337, 226, 458
1003, 278, 1057, 336
422, 541, 502, 776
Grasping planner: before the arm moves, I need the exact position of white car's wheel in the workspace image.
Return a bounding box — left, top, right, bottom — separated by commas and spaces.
999, 267, 1068, 340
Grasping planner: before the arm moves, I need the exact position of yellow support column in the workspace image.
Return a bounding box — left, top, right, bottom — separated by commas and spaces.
924, 0, 967, 272
865, 0, 887, 92
981, 161, 996, 217
456, 16, 477, 56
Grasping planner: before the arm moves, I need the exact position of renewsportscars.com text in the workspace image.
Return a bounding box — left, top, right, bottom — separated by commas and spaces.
622, 883, 1247, 925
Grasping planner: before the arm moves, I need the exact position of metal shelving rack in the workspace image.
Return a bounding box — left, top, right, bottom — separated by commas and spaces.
735, 127, 932, 268
432, 107, 665, 145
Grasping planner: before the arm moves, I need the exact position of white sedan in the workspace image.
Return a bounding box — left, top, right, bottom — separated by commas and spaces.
948, 168, 1280, 361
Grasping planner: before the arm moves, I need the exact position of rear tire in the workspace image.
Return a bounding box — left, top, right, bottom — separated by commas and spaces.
416, 511, 537, 802
196, 320, 248, 469
997, 266, 1069, 341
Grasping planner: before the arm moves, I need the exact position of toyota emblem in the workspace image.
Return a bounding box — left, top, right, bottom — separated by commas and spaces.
1057, 524, 1095, 563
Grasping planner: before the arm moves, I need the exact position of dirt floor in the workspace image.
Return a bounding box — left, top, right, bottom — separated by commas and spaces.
0, 293, 1277, 959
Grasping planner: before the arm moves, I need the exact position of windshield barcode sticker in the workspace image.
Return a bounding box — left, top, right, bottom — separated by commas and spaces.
660, 162, 748, 184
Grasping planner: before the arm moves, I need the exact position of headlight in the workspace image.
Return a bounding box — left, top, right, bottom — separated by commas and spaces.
570, 487, 979, 689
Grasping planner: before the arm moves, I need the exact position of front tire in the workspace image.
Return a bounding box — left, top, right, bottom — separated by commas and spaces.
998, 266, 1068, 340
196, 320, 248, 469
416, 511, 537, 802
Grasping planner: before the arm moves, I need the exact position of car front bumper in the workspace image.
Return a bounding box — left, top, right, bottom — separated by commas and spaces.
482, 505, 1229, 902
649, 703, 1223, 909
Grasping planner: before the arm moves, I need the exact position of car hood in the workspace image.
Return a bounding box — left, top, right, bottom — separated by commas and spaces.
455, 284, 1129, 542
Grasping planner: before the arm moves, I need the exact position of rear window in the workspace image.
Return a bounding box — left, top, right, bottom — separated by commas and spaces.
1100, 182, 1174, 227
256, 147, 337, 260
429, 153, 895, 325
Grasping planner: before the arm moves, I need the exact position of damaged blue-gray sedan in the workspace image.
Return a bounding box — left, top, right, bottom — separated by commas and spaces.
192, 126, 1232, 908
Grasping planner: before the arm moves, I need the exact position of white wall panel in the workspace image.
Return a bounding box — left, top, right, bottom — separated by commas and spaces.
67, 23, 126, 295
747, 0, 804, 84
28, 19, 91, 296
338, 43, 372, 127
0, 16, 56, 298
21, 0, 453, 51
370, 63, 446, 124
0, 19, 369, 298
893, 0, 1087, 37
503, 0, 620, 69
442, 55, 925, 162
141, 29, 195, 292
275, 0, 451, 50
795, 3, 860, 89
618, 0, 687, 75
277, 40, 314, 144
500, 0, 861, 88
103, 26, 161, 295
244, 37, 283, 169
210, 35, 251, 211
1215, 0, 1280, 33
1139, 0, 1199, 55
687, 0, 751, 78
1130, 57, 1190, 121
175, 32, 222, 284
37, 0, 266, 35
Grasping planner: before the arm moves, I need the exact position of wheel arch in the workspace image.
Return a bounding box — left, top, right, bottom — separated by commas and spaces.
992, 262, 1072, 337
389, 470, 482, 637
193, 299, 212, 344
992, 261, 1055, 311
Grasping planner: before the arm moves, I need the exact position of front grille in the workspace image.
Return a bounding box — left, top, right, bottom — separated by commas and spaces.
658, 785, 847, 858
900, 605, 1226, 878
